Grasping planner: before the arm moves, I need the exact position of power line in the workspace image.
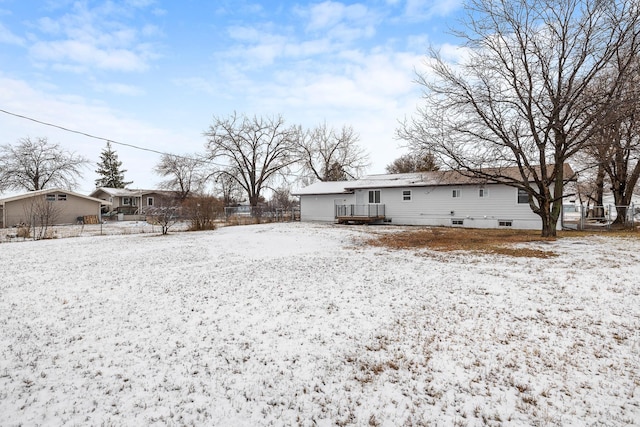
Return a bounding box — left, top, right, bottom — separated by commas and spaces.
0, 107, 306, 180
0, 108, 173, 156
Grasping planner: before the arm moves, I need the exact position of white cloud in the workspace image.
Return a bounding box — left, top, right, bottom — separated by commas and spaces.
305, 1, 370, 32
30, 39, 151, 72
405, 0, 463, 19
0, 76, 193, 191
91, 81, 145, 96
27, 2, 160, 73
0, 22, 24, 45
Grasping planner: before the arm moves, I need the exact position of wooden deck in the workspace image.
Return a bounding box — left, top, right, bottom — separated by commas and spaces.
336, 215, 385, 224
335, 204, 386, 224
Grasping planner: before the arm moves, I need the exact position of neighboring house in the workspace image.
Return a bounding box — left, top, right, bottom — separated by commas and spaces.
89, 188, 177, 218
292, 166, 574, 230
0, 188, 109, 228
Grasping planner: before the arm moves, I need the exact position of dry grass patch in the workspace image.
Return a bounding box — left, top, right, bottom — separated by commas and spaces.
366, 227, 558, 258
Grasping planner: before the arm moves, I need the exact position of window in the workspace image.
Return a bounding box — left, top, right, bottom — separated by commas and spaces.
57, 194, 67, 201
452, 219, 464, 226
517, 189, 530, 204
452, 189, 461, 198
402, 190, 412, 201
479, 188, 488, 198
498, 220, 513, 227
368, 190, 381, 204
45, 194, 56, 201
123, 197, 137, 206
147, 197, 154, 207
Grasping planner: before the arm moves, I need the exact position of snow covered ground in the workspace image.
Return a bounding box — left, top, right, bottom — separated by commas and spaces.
0, 222, 638, 426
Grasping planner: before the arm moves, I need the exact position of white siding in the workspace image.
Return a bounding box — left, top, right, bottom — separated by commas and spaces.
299, 183, 546, 229
300, 194, 354, 222
377, 184, 541, 229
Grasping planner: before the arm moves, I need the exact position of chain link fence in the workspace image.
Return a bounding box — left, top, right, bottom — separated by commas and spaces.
562, 203, 638, 230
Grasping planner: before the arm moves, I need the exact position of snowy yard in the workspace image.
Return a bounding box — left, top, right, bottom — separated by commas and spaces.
0, 222, 638, 426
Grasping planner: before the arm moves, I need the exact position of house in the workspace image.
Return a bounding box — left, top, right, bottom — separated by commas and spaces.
0, 188, 109, 228
89, 188, 178, 220
292, 166, 574, 230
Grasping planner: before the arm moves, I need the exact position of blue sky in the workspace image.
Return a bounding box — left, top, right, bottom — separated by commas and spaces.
0, 0, 464, 193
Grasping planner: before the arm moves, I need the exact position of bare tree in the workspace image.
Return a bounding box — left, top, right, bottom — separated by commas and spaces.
398, 0, 640, 237
154, 153, 210, 201
204, 113, 301, 206
586, 55, 640, 226
22, 195, 61, 240
146, 195, 181, 235
298, 122, 369, 182
386, 151, 439, 174
269, 187, 296, 210
0, 137, 89, 192
214, 171, 244, 207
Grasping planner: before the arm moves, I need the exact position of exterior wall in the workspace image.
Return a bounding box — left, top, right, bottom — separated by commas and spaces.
92, 190, 174, 214
141, 192, 175, 212
91, 189, 117, 211
3, 192, 102, 227
366, 183, 541, 229
300, 193, 354, 222
299, 183, 543, 230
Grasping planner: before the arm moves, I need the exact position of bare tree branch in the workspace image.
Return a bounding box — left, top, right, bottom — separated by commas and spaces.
0, 137, 89, 192
204, 112, 301, 206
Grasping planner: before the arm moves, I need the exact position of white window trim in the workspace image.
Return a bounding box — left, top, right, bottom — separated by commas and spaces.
451, 218, 464, 226
479, 188, 488, 198
368, 189, 381, 204
402, 190, 412, 202
452, 189, 461, 198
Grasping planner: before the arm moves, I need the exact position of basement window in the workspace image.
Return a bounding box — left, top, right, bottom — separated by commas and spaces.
498, 220, 513, 227
452, 219, 464, 226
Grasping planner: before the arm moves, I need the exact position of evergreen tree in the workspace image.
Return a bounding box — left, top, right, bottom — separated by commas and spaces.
94, 141, 132, 188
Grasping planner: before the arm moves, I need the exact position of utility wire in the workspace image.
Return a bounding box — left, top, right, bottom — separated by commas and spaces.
0, 108, 228, 167
0, 107, 306, 180
1, 108, 171, 156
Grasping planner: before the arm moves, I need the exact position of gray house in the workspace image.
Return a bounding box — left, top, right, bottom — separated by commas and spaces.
89, 187, 177, 219
0, 188, 108, 228
293, 166, 573, 230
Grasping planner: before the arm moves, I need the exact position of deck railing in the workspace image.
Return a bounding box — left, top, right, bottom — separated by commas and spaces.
335, 204, 385, 218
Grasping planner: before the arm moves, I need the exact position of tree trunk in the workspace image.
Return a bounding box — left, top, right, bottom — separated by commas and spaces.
539, 197, 557, 237
594, 163, 605, 219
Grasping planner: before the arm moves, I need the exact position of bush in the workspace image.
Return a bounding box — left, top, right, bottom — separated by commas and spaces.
184, 196, 223, 231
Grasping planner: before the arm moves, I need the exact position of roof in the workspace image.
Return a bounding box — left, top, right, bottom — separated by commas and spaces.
291, 181, 354, 196
293, 164, 576, 195
90, 187, 174, 198
0, 188, 111, 205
